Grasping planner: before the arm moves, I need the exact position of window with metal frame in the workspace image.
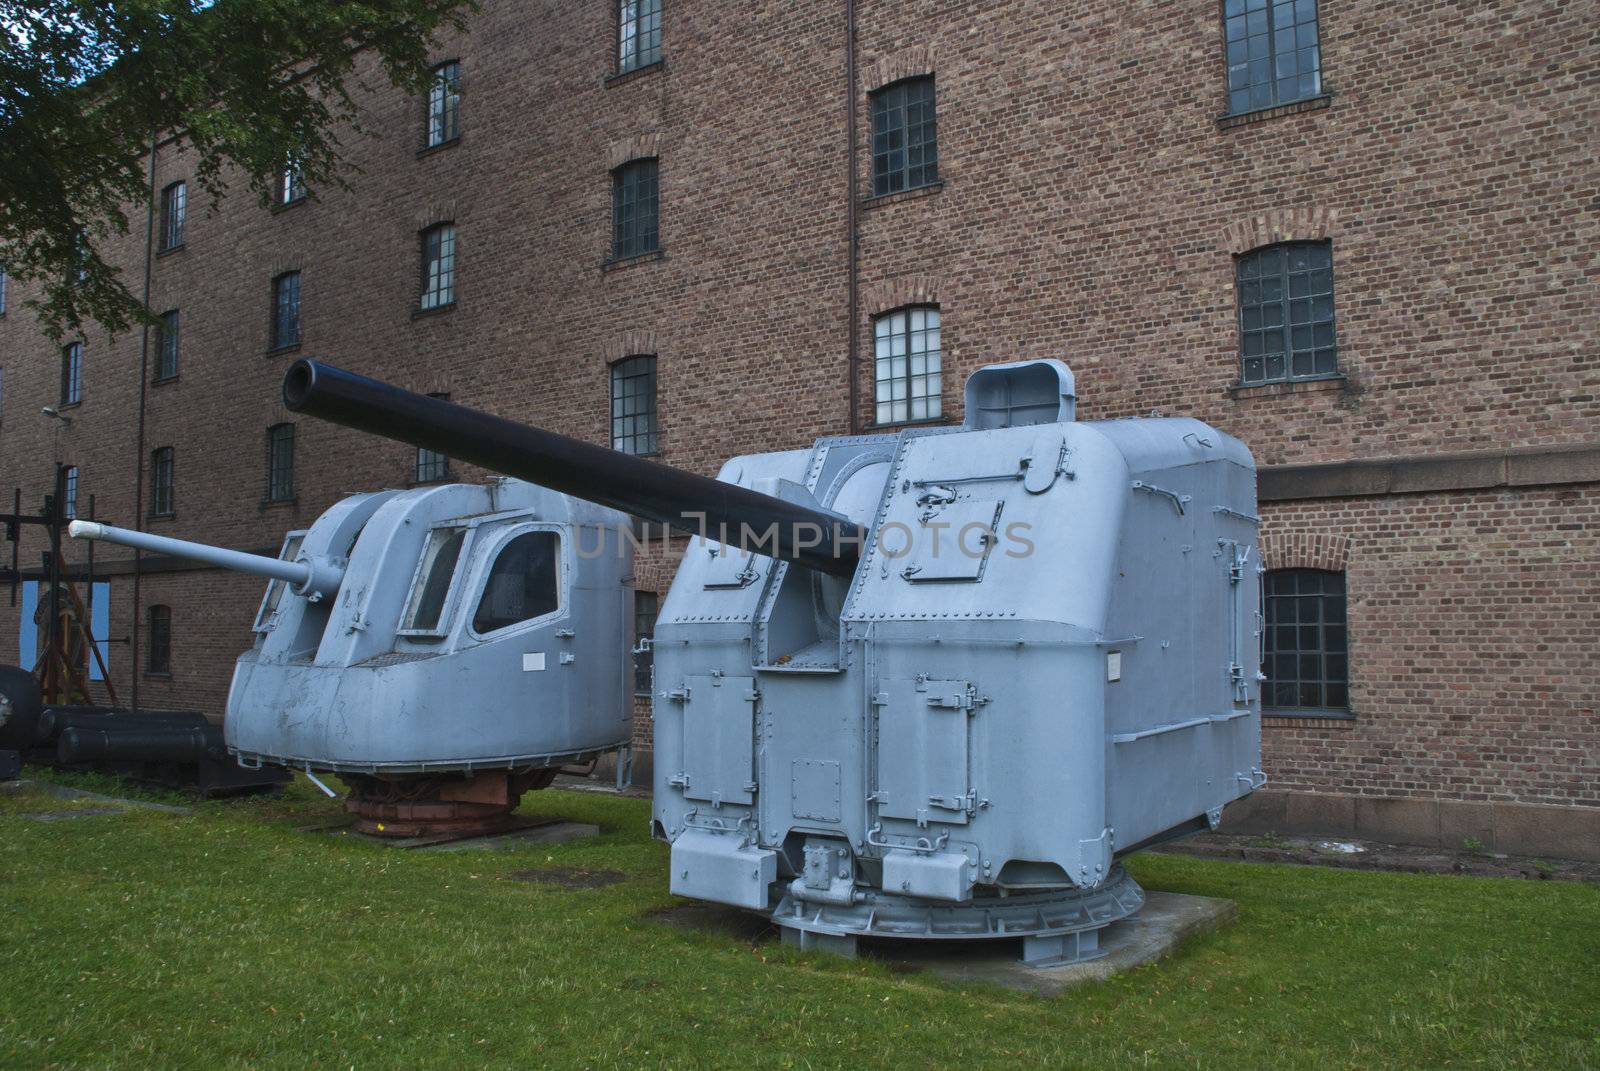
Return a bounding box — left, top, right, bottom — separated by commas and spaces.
633, 589, 658, 695
472, 530, 560, 635
0, 266, 7, 313
420, 223, 457, 309
873, 306, 941, 424
618, 0, 661, 73
870, 77, 938, 197
280, 156, 306, 205
426, 61, 460, 146
151, 446, 175, 516
416, 393, 451, 482
610, 355, 658, 455
156, 310, 179, 381
1223, 0, 1323, 115
60, 342, 82, 405
611, 158, 659, 260
160, 181, 186, 250
1237, 242, 1336, 385
271, 271, 301, 349
401, 526, 468, 634
147, 604, 172, 673
266, 423, 295, 502
1263, 568, 1348, 712
62, 466, 78, 519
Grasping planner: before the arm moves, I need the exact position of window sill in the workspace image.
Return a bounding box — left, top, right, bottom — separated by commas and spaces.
606, 59, 664, 87
1263, 708, 1356, 727
602, 249, 665, 273
1229, 373, 1347, 400
1217, 94, 1332, 130
271, 197, 308, 214
412, 301, 457, 320
862, 181, 944, 210
155, 243, 186, 259
869, 415, 953, 432
151, 375, 179, 387
265, 343, 302, 358
417, 135, 461, 159
260, 497, 297, 509
148, 511, 176, 521
142, 671, 173, 681
57, 401, 82, 411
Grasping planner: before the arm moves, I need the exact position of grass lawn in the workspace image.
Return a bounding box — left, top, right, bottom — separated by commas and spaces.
1, 774, 1595, 1070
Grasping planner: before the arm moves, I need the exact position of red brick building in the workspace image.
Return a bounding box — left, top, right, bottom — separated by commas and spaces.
1, 0, 1594, 856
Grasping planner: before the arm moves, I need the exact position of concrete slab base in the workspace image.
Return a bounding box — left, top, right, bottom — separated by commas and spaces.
655, 890, 1236, 996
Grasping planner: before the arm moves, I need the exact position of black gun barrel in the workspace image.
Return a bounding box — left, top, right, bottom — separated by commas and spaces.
282, 359, 863, 578
57, 724, 224, 765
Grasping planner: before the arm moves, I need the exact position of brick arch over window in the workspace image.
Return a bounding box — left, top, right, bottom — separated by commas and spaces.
1222, 207, 1339, 256
862, 277, 942, 316
602, 330, 658, 366
1259, 530, 1350, 573
607, 133, 661, 171
864, 46, 935, 93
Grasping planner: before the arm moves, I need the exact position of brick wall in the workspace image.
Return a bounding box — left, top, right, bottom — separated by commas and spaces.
0, 0, 1593, 841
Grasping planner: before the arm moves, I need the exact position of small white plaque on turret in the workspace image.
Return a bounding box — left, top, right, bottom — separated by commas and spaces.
523, 652, 547, 672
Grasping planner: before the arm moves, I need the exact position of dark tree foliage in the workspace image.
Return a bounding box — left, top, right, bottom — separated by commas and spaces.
0, 0, 475, 340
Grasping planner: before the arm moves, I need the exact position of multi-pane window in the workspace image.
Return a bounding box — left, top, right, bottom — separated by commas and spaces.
873, 306, 942, 424
272, 271, 301, 349
1224, 0, 1322, 115
871, 77, 939, 197
280, 156, 306, 205
267, 423, 295, 502
1237, 242, 1336, 385
611, 158, 659, 260
426, 61, 461, 147
420, 223, 457, 309
60, 342, 82, 405
417, 393, 451, 482
0, 367, 5, 422
610, 355, 658, 455
147, 605, 171, 673
0, 266, 7, 313
160, 181, 186, 250
633, 590, 658, 695
618, 0, 662, 73
156, 309, 180, 381
62, 466, 78, 519
150, 446, 174, 516
1263, 569, 1348, 711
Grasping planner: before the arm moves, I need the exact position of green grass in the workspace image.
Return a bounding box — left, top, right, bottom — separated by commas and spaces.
1, 776, 1596, 1070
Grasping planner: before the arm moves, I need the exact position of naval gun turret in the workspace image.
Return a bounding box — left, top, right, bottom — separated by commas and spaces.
283, 356, 1263, 962
70, 477, 634, 836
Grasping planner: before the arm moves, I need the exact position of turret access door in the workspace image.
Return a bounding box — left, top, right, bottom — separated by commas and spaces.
875, 677, 974, 826
674, 674, 758, 807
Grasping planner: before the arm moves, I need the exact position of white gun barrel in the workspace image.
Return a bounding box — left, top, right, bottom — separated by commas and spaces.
67, 520, 340, 597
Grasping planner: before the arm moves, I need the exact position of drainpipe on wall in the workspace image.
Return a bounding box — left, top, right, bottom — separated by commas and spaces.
845, 0, 860, 436
131, 136, 157, 713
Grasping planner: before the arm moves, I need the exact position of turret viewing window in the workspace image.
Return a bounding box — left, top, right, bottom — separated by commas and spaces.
610, 355, 658, 455
401, 527, 468, 634
426, 61, 460, 147
1236, 242, 1336, 385
1224, 0, 1323, 115
420, 223, 456, 310
473, 531, 560, 635
1263, 568, 1348, 712
611, 158, 659, 260
871, 77, 938, 196
618, 0, 661, 73
873, 306, 941, 424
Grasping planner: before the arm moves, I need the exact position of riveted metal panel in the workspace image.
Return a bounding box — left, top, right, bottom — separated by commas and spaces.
877, 677, 971, 825
681, 674, 757, 805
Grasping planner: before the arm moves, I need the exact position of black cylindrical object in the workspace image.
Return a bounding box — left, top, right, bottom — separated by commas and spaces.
35, 708, 208, 746
282, 359, 864, 578
58, 724, 224, 765
0, 666, 43, 750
